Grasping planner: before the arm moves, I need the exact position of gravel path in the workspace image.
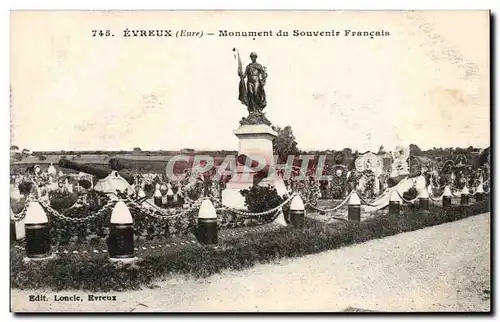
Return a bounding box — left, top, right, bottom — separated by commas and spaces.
11, 213, 490, 312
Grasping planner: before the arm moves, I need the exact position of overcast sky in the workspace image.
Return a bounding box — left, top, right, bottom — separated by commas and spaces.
10, 11, 490, 152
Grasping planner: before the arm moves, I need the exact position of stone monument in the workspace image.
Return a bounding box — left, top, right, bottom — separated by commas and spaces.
221, 50, 282, 209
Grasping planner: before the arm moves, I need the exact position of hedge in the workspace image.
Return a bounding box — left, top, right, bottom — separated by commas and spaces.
11, 198, 490, 291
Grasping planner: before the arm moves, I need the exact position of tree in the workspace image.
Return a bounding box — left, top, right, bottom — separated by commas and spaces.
10, 145, 19, 151
341, 148, 352, 159
409, 144, 422, 156
11, 152, 22, 162
377, 145, 385, 155
475, 147, 490, 167
467, 145, 478, 153
273, 125, 300, 163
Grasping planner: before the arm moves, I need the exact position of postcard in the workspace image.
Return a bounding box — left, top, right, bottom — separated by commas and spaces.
10, 10, 491, 312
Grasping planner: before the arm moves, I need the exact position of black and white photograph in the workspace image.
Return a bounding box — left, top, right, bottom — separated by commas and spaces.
9, 10, 491, 312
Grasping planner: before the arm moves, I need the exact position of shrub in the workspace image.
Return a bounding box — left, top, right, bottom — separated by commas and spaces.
403, 187, 418, 200
240, 185, 283, 213
18, 182, 32, 195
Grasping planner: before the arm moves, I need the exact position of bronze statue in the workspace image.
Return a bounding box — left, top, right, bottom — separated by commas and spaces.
235, 49, 271, 125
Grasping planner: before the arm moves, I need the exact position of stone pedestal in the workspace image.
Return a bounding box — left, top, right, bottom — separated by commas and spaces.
221, 124, 278, 209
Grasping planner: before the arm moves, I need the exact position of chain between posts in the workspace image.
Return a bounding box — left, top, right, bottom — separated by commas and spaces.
209, 193, 296, 218
395, 190, 419, 204
305, 191, 353, 213
39, 198, 117, 223
428, 193, 444, 202
11, 176, 490, 225
301, 186, 389, 213
10, 195, 33, 222
124, 197, 205, 220
356, 188, 390, 207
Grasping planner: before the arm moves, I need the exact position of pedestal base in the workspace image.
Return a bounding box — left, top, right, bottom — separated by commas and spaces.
221, 165, 256, 209
221, 188, 248, 210
221, 123, 278, 210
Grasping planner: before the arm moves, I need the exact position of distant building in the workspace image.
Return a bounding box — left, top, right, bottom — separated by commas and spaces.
181, 148, 196, 153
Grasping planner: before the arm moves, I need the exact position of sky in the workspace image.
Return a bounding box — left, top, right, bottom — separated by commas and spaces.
10, 11, 490, 152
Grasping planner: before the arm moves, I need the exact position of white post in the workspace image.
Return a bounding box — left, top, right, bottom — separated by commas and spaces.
109, 201, 136, 262
289, 195, 305, 228
197, 199, 217, 244
348, 192, 361, 221
389, 190, 401, 214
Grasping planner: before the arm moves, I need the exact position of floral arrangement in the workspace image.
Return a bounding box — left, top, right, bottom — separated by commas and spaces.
358, 170, 376, 199
329, 165, 348, 199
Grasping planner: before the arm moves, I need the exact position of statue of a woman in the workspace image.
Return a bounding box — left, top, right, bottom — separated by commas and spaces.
237, 51, 268, 115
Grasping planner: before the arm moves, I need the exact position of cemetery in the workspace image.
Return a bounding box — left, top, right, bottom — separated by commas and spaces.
9, 50, 491, 292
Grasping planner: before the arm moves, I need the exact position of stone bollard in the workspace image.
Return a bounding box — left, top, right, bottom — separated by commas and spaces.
443, 186, 452, 208
108, 201, 136, 261
418, 187, 430, 214
173, 192, 179, 207
153, 188, 162, 207
289, 195, 305, 228
197, 199, 218, 245
24, 201, 52, 260
166, 187, 174, 207
10, 218, 16, 242
461, 186, 470, 205
177, 191, 185, 208
389, 190, 401, 215
138, 188, 146, 199
475, 183, 484, 202
348, 192, 361, 221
